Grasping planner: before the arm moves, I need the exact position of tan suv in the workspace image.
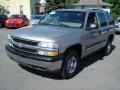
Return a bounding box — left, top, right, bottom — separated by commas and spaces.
6, 9, 115, 79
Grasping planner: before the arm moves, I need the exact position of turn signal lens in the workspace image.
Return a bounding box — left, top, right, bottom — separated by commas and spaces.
50, 51, 59, 56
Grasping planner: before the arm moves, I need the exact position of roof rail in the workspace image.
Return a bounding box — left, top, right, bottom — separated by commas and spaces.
85, 8, 101, 10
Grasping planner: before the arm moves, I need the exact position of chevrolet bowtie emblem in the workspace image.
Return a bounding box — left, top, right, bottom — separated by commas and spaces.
18, 43, 24, 48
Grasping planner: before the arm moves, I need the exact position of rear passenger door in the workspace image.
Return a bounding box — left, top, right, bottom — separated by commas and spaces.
97, 12, 113, 45
105, 12, 115, 33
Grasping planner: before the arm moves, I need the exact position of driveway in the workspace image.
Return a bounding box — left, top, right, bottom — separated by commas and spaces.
0, 28, 120, 90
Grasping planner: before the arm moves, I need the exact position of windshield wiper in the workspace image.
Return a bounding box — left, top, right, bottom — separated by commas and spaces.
40, 22, 71, 27
59, 23, 71, 27
40, 22, 50, 25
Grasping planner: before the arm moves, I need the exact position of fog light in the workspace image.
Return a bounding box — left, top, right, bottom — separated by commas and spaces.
38, 51, 59, 56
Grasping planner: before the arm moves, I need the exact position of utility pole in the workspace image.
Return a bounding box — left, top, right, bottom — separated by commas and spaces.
97, 0, 99, 9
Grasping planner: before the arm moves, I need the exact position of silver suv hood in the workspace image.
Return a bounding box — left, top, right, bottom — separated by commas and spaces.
9, 25, 79, 42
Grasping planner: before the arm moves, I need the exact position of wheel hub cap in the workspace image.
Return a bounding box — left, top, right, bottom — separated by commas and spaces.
67, 56, 77, 74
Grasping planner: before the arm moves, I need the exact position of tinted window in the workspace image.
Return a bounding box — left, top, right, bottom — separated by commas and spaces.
105, 12, 114, 25
97, 12, 107, 27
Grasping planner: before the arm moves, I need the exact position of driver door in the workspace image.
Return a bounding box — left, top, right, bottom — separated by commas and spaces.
84, 12, 101, 55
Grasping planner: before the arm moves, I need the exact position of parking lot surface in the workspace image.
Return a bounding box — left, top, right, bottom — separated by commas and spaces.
0, 28, 120, 90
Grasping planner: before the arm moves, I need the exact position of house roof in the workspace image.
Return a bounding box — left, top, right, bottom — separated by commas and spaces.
74, 0, 112, 7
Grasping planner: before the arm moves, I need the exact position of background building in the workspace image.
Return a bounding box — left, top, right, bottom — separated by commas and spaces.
74, 0, 112, 12
0, 0, 46, 19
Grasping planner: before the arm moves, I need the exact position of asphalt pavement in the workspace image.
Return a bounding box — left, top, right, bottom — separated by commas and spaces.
0, 28, 120, 90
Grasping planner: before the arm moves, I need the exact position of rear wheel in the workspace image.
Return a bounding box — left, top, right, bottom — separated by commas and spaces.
61, 50, 80, 79
103, 39, 112, 56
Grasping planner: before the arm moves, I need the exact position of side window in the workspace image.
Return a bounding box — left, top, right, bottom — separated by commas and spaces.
86, 12, 98, 29
97, 12, 107, 27
20, 5, 23, 14
105, 12, 114, 25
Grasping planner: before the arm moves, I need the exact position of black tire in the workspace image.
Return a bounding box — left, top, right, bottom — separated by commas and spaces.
61, 50, 80, 79
103, 39, 112, 56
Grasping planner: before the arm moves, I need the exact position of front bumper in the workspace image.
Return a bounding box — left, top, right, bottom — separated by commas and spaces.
5, 23, 22, 28
5, 45, 63, 72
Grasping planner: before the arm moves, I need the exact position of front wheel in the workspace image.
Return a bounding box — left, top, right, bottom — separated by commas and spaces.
61, 50, 80, 79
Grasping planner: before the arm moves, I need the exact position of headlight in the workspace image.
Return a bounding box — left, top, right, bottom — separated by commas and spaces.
38, 42, 58, 50
37, 42, 59, 56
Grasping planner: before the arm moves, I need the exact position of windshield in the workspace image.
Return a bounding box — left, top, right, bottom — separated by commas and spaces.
31, 15, 45, 20
10, 15, 23, 19
41, 11, 86, 28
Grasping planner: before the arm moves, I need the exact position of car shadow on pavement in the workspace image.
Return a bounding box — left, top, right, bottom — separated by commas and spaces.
19, 45, 115, 80
19, 64, 63, 80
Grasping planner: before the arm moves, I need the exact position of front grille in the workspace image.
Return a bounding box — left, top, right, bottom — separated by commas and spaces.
12, 36, 38, 46
13, 44, 37, 53
11, 36, 38, 54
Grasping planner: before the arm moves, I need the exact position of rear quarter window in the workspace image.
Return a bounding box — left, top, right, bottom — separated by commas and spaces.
105, 12, 114, 25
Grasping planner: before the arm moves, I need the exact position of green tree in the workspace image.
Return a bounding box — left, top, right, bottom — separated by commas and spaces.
103, 0, 120, 18
46, 0, 78, 13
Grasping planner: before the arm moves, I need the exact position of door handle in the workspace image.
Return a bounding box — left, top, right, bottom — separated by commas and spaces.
93, 33, 99, 37
99, 30, 107, 34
